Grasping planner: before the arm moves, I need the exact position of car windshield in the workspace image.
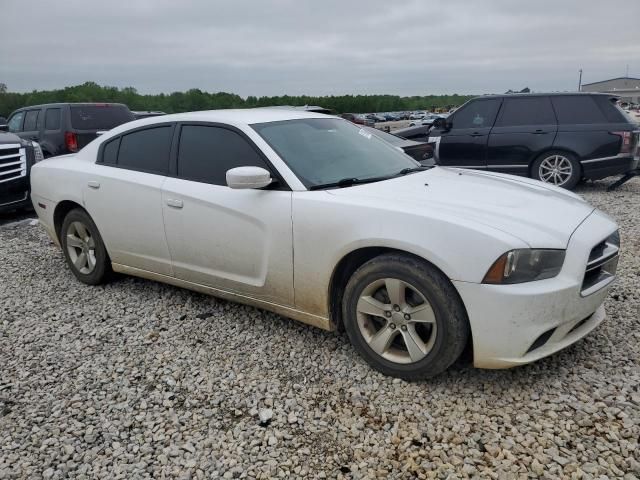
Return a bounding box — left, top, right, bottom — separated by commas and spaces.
252, 118, 420, 188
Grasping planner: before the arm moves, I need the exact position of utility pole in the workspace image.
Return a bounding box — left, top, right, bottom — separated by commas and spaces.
578, 69, 583, 91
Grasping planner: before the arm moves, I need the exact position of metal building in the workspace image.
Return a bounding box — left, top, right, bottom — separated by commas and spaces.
581, 77, 640, 104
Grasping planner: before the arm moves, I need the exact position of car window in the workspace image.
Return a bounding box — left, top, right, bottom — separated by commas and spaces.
117, 126, 173, 175
7, 112, 24, 132
23, 110, 40, 131
70, 105, 134, 130
102, 137, 120, 165
450, 99, 501, 129
177, 125, 270, 186
551, 96, 607, 124
253, 118, 419, 188
495, 97, 556, 126
45, 108, 61, 130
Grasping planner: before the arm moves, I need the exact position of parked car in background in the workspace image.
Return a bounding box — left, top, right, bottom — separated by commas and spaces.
132, 111, 167, 120
4, 103, 135, 157
0, 130, 44, 212
428, 93, 640, 189
383, 113, 398, 121
409, 112, 425, 120
410, 114, 446, 127
31, 109, 619, 379
341, 113, 375, 127
367, 113, 386, 123
363, 126, 434, 162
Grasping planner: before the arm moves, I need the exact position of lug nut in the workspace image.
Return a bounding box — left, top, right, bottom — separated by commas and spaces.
401, 325, 408, 331
404, 314, 411, 320
393, 305, 400, 312
389, 323, 396, 329
385, 311, 392, 318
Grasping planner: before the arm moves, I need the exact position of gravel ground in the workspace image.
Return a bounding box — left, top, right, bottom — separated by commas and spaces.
1, 178, 639, 479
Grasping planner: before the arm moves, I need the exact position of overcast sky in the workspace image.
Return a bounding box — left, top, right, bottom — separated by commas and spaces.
1, 0, 639, 97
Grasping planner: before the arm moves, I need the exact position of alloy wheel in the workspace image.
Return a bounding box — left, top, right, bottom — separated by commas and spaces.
538, 155, 573, 186
356, 278, 437, 364
66, 221, 97, 274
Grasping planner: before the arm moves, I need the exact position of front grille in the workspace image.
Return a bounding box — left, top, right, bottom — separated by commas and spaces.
0, 144, 27, 184
581, 233, 619, 296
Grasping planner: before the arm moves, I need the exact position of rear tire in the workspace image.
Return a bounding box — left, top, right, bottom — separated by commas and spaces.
60, 209, 112, 285
342, 253, 469, 380
532, 151, 581, 189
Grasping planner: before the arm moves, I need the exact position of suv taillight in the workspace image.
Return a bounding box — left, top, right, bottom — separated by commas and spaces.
65, 131, 78, 153
611, 131, 632, 154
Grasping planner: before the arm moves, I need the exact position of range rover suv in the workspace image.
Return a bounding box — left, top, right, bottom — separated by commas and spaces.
4, 103, 134, 158
428, 93, 640, 189
0, 131, 43, 212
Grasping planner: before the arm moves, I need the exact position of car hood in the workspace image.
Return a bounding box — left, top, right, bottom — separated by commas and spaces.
327, 167, 595, 248
0, 132, 21, 144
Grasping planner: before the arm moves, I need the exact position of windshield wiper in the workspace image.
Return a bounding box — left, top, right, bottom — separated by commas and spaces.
309, 175, 393, 190
396, 166, 431, 175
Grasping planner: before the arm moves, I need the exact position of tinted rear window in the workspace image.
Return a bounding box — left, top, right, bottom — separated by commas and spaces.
117, 126, 173, 175
551, 96, 607, 124
496, 97, 556, 126
70, 105, 133, 130
102, 137, 120, 165
45, 108, 61, 130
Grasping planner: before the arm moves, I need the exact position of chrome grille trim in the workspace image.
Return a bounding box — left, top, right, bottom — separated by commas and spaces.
0, 144, 27, 184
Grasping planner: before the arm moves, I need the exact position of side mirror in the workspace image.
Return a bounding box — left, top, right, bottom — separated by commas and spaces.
226, 166, 273, 190
432, 117, 449, 130
0, 124, 8, 132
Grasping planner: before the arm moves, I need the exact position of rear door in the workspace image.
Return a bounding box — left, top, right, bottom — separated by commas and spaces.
487, 96, 557, 175
69, 104, 135, 149
433, 98, 501, 169
161, 123, 294, 306
84, 124, 175, 275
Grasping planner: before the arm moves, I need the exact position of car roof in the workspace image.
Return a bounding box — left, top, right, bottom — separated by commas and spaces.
475, 92, 619, 100
13, 102, 130, 111
126, 108, 334, 126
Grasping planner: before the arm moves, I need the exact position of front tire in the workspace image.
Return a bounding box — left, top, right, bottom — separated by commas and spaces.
342, 253, 469, 380
60, 209, 112, 285
532, 151, 581, 189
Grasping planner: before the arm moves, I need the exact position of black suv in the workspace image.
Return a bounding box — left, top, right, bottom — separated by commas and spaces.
428, 93, 640, 189
0, 131, 43, 212
4, 103, 134, 157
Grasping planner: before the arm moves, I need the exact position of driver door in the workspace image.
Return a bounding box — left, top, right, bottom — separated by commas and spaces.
161, 123, 294, 307
432, 98, 502, 169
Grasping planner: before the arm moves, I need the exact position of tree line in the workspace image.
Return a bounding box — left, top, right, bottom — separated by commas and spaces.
0, 82, 473, 116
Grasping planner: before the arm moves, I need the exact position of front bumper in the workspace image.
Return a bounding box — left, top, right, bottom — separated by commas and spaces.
455, 209, 618, 369
0, 177, 31, 213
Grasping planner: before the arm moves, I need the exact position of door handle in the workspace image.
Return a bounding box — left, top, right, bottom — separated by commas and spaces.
166, 198, 183, 209
470, 132, 484, 137
87, 181, 100, 189
532, 129, 547, 134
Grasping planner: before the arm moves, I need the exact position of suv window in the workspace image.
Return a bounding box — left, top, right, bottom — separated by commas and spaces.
451, 99, 501, 129
551, 96, 607, 124
7, 112, 24, 132
177, 125, 270, 186
70, 105, 133, 130
495, 97, 556, 126
117, 126, 173, 175
45, 108, 61, 130
23, 110, 40, 131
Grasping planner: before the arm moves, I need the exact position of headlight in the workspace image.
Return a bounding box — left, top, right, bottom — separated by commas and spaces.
483, 249, 566, 284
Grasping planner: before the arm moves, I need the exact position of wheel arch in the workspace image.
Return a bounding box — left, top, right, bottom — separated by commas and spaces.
53, 200, 87, 243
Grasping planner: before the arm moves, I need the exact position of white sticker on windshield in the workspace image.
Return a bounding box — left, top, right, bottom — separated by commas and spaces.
359, 128, 372, 140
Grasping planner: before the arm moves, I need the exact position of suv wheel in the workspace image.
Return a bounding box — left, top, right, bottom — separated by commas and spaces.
532, 151, 581, 189
342, 253, 469, 380
60, 209, 112, 285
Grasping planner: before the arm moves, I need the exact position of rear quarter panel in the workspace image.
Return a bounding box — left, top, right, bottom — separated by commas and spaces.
553, 124, 624, 159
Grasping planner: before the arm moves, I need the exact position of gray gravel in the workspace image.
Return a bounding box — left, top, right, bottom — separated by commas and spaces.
1, 178, 639, 479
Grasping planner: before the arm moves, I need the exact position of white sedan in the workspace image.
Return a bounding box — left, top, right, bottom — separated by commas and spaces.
30, 109, 620, 379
